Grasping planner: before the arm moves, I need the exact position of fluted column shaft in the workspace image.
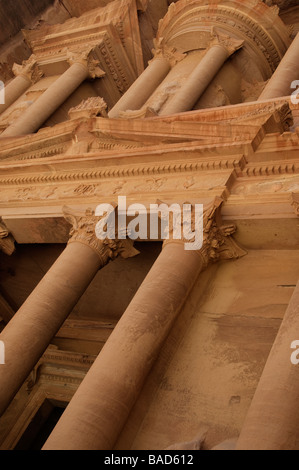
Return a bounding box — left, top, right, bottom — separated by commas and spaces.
259, 34, 299, 101
160, 38, 243, 116
43, 198, 246, 450
236, 281, 299, 450
1, 62, 89, 137
108, 57, 171, 118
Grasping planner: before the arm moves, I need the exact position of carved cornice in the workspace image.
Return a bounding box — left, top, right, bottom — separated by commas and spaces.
0, 155, 246, 192
163, 197, 247, 268
292, 193, 299, 216
0, 220, 15, 255
12, 55, 43, 84
63, 206, 139, 265
67, 47, 106, 79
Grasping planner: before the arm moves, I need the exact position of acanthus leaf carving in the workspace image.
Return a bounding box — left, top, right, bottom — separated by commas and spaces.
12, 54, 44, 84
63, 206, 139, 266
67, 47, 106, 79
199, 197, 247, 267
162, 197, 247, 268
151, 38, 186, 67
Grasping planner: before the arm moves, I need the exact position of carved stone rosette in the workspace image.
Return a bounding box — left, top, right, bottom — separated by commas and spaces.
12, 55, 44, 84
163, 197, 247, 268
292, 193, 299, 216
0, 220, 15, 256
63, 206, 139, 267
67, 47, 106, 79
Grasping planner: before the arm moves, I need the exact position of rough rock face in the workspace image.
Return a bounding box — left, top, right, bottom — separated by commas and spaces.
0, 0, 54, 45
264, 0, 298, 10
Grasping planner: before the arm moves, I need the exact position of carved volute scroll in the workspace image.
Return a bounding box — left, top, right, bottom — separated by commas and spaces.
68, 97, 108, 120
63, 206, 139, 267
0, 220, 15, 256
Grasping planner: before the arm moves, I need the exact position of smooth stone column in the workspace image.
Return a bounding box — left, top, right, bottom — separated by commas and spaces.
0, 76, 31, 115
0, 208, 138, 417
160, 37, 243, 116
259, 34, 299, 101
108, 57, 171, 118
236, 282, 299, 450
0, 56, 43, 115
43, 198, 246, 450
1, 58, 97, 138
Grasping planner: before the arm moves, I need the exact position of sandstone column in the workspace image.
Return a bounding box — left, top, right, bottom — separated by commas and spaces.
236, 198, 299, 450
0, 56, 43, 115
259, 34, 299, 101
0, 208, 138, 417
43, 198, 246, 450
108, 56, 171, 118
160, 36, 243, 116
236, 281, 299, 450
1, 49, 105, 138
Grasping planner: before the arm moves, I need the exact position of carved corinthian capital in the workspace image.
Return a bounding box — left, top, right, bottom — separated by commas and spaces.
151, 38, 186, 67
198, 198, 247, 268
63, 206, 139, 267
210, 31, 244, 57
67, 47, 106, 79
0, 220, 15, 256
163, 197, 247, 269
292, 193, 299, 216
12, 55, 43, 84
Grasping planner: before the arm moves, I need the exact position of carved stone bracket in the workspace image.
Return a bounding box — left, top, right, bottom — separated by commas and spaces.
63, 206, 139, 266
67, 47, 106, 79
163, 197, 247, 268
0, 220, 15, 256
292, 193, 299, 216
151, 38, 186, 67
12, 55, 44, 84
